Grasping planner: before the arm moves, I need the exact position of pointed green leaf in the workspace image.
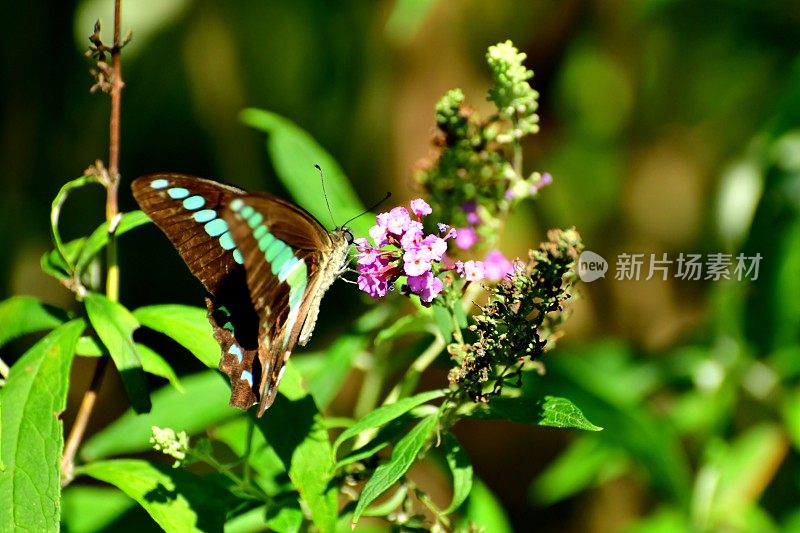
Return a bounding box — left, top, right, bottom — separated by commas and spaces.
335, 415, 414, 469
333, 389, 446, 454
75, 337, 172, 384
77, 459, 231, 533
81, 371, 233, 461
0, 296, 68, 349
136, 344, 183, 392
442, 433, 472, 514
352, 415, 438, 524
469, 395, 603, 431
85, 293, 150, 413
256, 393, 337, 533
75, 337, 182, 392
133, 305, 219, 368
0, 320, 84, 532
537, 396, 604, 431
240, 108, 370, 238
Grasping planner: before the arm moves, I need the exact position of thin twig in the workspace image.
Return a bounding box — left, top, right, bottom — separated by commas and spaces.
62, 0, 124, 486
61, 357, 108, 485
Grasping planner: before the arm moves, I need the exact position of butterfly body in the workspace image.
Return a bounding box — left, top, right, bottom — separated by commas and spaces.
132, 174, 352, 416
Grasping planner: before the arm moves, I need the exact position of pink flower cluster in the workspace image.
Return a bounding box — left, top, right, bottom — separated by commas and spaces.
355, 199, 456, 304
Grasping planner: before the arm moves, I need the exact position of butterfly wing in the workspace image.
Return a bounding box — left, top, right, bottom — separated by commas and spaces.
132, 174, 261, 409
132, 174, 351, 416
223, 194, 351, 415
131, 174, 248, 292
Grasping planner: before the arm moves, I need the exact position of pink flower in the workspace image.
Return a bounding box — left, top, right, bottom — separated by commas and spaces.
400, 220, 424, 250
407, 271, 444, 304
355, 198, 459, 305
418, 235, 447, 262
461, 260, 485, 282
358, 270, 389, 298
455, 227, 478, 250
369, 224, 388, 247
484, 250, 514, 281
410, 198, 432, 216
403, 248, 432, 276
384, 207, 411, 235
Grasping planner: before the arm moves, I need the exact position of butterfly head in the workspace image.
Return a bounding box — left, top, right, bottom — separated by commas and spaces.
341, 227, 354, 245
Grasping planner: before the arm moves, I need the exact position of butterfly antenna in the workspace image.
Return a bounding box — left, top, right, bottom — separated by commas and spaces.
315, 164, 337, 229
341, 191, 392, 228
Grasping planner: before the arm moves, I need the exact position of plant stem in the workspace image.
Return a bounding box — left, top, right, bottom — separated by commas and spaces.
383, 336, 446, 405
354, 342, 388, 418
62, 0, 124, 486
61, 356, 107, 486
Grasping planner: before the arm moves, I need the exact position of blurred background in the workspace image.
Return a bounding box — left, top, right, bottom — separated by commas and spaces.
2, 0, 800, 531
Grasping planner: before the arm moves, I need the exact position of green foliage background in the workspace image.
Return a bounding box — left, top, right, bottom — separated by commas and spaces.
1, 0, 800, 531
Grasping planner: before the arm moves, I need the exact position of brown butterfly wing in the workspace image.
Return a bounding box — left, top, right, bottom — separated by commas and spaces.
222, 194, 344, 415
132, 174, 261, 410
131, 174, 246, 293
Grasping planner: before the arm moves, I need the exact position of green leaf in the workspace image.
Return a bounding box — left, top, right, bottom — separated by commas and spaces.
0, 320, 84, 532
256, 393, 337, 533
81, 371, 234, 461
305, 334, 367, 409
352, 415, 438, 524
61, 486, 136, 533
213, 418, 289, 496
75, 336, 182, 392
542, 349, 692, 503
333, 389, 446, 454
85, 293, 151, 413
239, 108, 370, 238
469, 395, 603, 431
335, 415, 414, 469
41, 239, 83, 281
74, 337, 183, 392
265, 500, 304, 533
133, 305, 219, 368
530, 436, 627, 505
432, 305, 453, 341
77, 459, 230, 533
0, 296, 68, 349
442, 433, 472, 514
49, 175, 98, 276
225, 504, 304, 533
374, 310, 437, 345
537, 396, 604, 431
136, 344, 183, 392
458, 478, 512, 533
75, 210, 150, 273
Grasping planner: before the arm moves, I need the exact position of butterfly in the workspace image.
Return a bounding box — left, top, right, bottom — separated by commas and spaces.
132, 174, 353, 416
